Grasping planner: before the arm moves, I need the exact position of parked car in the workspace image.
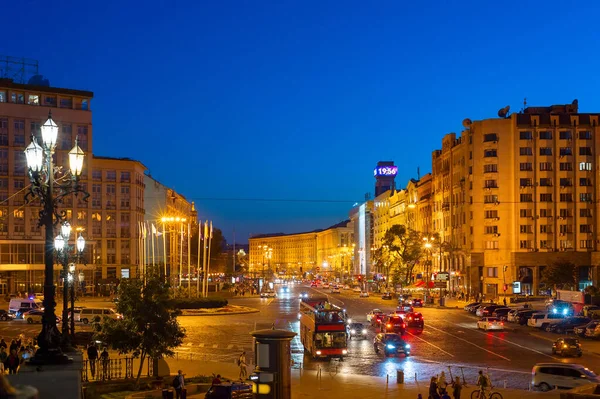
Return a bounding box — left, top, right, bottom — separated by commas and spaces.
348, 322, 368, 340
367, 309, 384, 323
547, 317, 591, 334
552, 337, 582, 357
79, 308, 122, 324
582, 305, 600, 317
477, 317, 504, 331
24, 309, 60, 324
575, 321, 599, 337
476, 305, 504, 318
548, 300, 575, 317
491, 307, 511, 320
9, 298, 43, 318
532, 363, 599, 391
404, 312, 424, 329
373, 333, 410, 357
470, 303, 494, 314
205, 382, 253, 399
527, 312, 566, 329
515, 310, 537, 325
359, 291, 369, 298
382, 292, 393, 300
464, 302, 481, 312
68, 307, 84, 323
586, 323, 600, 339
0, 310, 14, 321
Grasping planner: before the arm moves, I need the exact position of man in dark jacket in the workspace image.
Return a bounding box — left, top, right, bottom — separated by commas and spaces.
87, 343, 99, 378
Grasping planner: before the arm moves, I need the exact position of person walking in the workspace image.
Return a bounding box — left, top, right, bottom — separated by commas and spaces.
238, 351, 247, 380
173, 369, 185, 399
429, 376, 440, 399
100, 347, 110, 380
87, 343, 99, 378
453, 376, 462, 399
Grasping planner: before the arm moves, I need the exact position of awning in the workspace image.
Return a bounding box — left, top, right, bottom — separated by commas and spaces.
411, 281, 435, 289
415, 281, 425, 287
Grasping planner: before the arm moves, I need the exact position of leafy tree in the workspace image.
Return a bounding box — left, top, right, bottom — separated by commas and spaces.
585, 285, 600, 296
190, 226, 227, 270
540, 261, 579, 290
382, 225, 423, 287
96, 275, 185, 384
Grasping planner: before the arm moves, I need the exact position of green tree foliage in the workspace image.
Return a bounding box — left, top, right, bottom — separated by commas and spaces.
382, 225, 423, 287
585, 285, 600, 296
541, 261, 579, 290
96, 275, 185, 383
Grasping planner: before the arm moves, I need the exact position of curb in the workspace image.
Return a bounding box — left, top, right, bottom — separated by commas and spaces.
180, 309, 260, 317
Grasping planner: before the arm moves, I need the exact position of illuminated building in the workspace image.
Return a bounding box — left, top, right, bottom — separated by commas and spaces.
374, 161, 397, 197
248, 221, 353, 277
349, 201, 373, 276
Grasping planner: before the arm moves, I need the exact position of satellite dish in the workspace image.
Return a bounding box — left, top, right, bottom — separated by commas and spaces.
498, 106, 510, 118
462, 118, 472, 128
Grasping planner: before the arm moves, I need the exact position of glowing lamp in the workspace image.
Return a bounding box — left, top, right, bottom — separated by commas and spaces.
68, 139, 85, 177
77, 233, 85, 253
41, 111, 58, 150
24, 137, 44, 173
54, 235, 65, 251
61, 222, 71, 240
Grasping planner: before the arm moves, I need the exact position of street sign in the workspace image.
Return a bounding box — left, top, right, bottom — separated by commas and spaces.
436, 272, 449, 282
434, 281, 447, 288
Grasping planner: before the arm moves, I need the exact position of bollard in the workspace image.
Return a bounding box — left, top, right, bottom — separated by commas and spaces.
503, 380, 507, 389
386, 374, 389, 386
415, 372, 418, 382
397, 369, 404, 384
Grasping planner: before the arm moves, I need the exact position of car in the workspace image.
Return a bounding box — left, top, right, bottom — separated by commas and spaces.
380, 315, 406, 335
359, 291, 369, 298
532, 363, 599, 391
369, 312, 385, 326
527, 312, 566, 329
343, 285, 350, 290
547, 317, 591, 334
68, 307, 84, 323
352, 287, 362, 293
0, 310, 14, 322
24, 309, 60, 324
515, 310, 537, 325
396, 305, 414, 313
205, 382, 253, 399
575, 321, 599, 337
477, 317, 504, 331
373, 333, 410, 357
491, 307, 511, 320
476, 305, 504, 317
581, 305, 600, 317
367, 309, 384, 322
298, 291, 309, 300
405, 312, 424, 328
322, 283, 330, 289
279, 286, 290, 294
586, 323, 600, 339
348, 322, 368, 339
464, 302, 481, 312
382, 292, 393, 300
260, 291, 276, 298
506, 309, 522, 323
552, 337, 582, 357
310, 282, 318, 287
80, 308, 122, 324
331, 287, 341, 294
411, 298, 423, 307
548, 301, 575, 317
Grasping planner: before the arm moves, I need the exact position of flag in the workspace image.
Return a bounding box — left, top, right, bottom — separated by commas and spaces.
142, 221, 147, 239
210, 221, 213, 239
204, 220, 208, 241
152, 223, 162, 236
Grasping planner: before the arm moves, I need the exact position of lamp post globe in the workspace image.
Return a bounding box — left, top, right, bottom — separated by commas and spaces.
77, 234, 85, 253
40, 112, 58, 151
61, 222, 71, 240
54, 235, 65, 252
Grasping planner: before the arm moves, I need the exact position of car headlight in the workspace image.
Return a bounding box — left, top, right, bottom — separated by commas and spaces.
552, 308, 557, 314
316, 350, 322, 355
350, 329, 356, 334
386, 344, 396, 349
563, 309, 568, 315
342, 349, 348, 355
362, 329, 367, 334
347, 318, 352, 324
405, 344, 410, 348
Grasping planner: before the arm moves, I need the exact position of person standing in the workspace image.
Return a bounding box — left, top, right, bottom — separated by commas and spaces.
87, 343, 99, 378
100, 347, 110, 380
453, 376, 462, 399
238, 351, 247, 380
173, 369, 185, 399
4, 349, 19, 374
429, 376, 440, 399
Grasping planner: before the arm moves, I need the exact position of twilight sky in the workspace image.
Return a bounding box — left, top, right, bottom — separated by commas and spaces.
4, 0, 600, 243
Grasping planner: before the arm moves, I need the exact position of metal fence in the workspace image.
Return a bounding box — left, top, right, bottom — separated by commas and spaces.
82, 357, 156, 382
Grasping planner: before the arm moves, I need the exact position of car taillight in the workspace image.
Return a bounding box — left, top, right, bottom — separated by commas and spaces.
500, 322, 504, 325
386, 324, 392, 328
402, 324, 406, 328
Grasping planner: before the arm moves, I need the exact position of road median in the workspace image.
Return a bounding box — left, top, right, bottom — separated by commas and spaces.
180, 304, 259, 316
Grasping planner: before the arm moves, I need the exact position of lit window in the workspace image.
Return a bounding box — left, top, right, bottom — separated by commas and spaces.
27, 95, 39, 105
0, 92, 5, 103
579, 162, 592, 171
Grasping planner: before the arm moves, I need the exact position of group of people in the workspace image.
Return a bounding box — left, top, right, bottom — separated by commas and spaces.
428, 370, 491, 399
0, 335, 37, 374
85, 343, 110, 379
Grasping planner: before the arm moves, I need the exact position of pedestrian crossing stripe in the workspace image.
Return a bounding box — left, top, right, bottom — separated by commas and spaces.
227, 344, 233, 349
212, 344, 218, 348
199, 343, 204, 348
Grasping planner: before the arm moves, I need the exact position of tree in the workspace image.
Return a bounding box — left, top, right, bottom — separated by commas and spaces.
540, 261, 579, 290
96, 275, 185, 384
382, 225, 423, 287
190, 226, 227, 271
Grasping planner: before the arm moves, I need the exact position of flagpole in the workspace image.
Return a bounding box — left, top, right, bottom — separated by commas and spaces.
187, 222, 191, 298
197, 223, 201, 298
179, 223, 183, 288
202, 221, 208, 297
151, 223, 156, 277
162, 221, 167, 281
206, 221, 213, 297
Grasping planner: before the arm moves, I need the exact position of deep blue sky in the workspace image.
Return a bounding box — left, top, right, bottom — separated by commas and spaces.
5, 1, 600, 243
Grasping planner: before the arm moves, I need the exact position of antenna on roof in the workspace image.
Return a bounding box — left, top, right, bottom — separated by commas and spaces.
520, 97, 527, 113
417, 167, 420, 180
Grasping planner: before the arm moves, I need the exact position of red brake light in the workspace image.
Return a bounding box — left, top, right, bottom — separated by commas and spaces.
402, 324, 406, 328
386, 324, 391, 328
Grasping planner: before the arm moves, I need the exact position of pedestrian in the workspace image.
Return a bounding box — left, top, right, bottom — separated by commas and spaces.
453, 377, 462, 399
429, 377, 440, 399
100, 347, 110, 379
87, 343, 99, 378
4, 349, 19, 374
211, 374, 221, 386
172, 369, 185, 399
503, 298, 507, 306
8, 340, 16, 353
0, 347, 7, 366
0, 339, 6, 350
438, 371, 448, 395
238, 351, 247, 380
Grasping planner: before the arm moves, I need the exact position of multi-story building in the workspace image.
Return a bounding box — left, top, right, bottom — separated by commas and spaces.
144, 175, 195, 284
248, 221, 353, 278
349, 201, 373, 276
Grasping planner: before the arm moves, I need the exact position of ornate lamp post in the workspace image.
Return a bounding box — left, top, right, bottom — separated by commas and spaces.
24, 111, 89, 364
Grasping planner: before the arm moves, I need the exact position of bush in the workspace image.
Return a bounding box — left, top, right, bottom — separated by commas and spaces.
170, 297, 228, 309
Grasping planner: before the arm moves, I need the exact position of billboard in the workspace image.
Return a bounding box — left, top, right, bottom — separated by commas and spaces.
374, 166, 398, 177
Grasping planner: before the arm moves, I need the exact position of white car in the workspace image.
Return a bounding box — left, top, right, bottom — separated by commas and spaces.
352, 287, 362, 293
532, 363, 600, 392
367, 309, 383, 322
260, 291, 276, 298
330, 287, 341, 294
527, 312, 565, 328
322, 283, 330, 289
359, 291, 369, 298
477, 317, 504, 331
343, 285, 350, 290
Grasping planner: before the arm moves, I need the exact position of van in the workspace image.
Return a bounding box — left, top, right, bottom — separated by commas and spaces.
79, 308, 121, 324
532, 363, 600, 391
527, 312, 565, 329
8, 298, 43, 318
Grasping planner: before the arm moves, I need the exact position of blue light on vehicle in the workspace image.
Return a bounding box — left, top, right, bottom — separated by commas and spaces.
405, 344, 411, 348
552, 308, 557, 314
386, 344, 396, 349
563, 308, 568, 315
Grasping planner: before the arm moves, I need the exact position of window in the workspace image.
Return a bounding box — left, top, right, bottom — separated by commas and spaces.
0, 92, 5, 103
92, 170, 102, 180
540, 209, 552, 217
560, 178, 572, 187
540, 193, 552, 202
484, 210, 498, 219
484, 195, 499, 204
580, 147, 592, 156
520, 225, 532, 233
580, 209, 592, 217
581, 240, 593, 249
560, 240, 573, 249
579, 131, 592, 140
27, 95, 39, 105
12, 93, 24, 104
520, 162, 532, 171
539, 178, 552, 186
580, 225, 593, 233
520, 147, 533, 156
484, 241, 499, 250
520, 178, 532, 187
560, 193, 573, 202
77, 210, 87, 221
520, 131, 532, 140
106, 184, 116, 195
485, 226, 498, 234
106, 170, 116, 181
483, 164, 498, 173
486, 267, 498, 277
580, 162, 592, 171
60, 98, 72, 108
560, 131, 572, 140
540, 147, 552, 156
44, 96, 56, 106
120, 171, 130, 182
484, 180, 497, 188
483, 133, 498, 142
77, 125, 88, 150
559, 147, 572, 156
59, 124, 72, 150
520, 194, 532, 202
559, 209, 571, 218
484, 149, 497, 158
519, 240, 532, 249
540, 225, 551, 233
580, 193, 593, 202
580, 178, 591, 186
540, 162, 552, 171
559, 162, 573, 171
539, 131, 552, 139
540, 240, 548, 249
13, 120, 25, 146
559, 225, 571, 234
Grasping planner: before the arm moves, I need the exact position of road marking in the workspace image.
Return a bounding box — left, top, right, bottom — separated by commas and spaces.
227, 344, 233, 349
199, 343, 205, 348
425, 324, 511, 361
471, 329, 556, 359
417, 358, 530, 375
405, 331, 454, 357
212, 344, 218, 349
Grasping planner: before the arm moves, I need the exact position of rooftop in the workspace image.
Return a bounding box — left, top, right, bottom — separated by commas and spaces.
0, 78, 93, 97
251, 219, 351, 239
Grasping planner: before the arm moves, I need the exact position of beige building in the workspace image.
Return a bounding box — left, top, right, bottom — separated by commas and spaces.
249, 221, 353, 278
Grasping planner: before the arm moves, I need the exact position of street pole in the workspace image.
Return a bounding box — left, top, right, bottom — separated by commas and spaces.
197, 224, 201, 297
187, 222, 191, 298
70, 264, 76, 340
163, 221, 167, 280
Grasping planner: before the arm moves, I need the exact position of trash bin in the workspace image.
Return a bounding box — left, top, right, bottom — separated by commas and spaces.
397, 369, 404, 384
162, 389, 174, 399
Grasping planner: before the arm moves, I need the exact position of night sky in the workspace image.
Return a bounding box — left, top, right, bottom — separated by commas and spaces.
5, 1, 600, 243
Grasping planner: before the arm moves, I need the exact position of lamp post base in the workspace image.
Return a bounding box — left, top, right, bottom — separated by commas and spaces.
28, 349, 72, 365
29, 323, 73, 365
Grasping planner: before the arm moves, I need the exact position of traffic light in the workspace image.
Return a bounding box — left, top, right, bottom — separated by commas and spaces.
503, 284, 508, 292
300, 267, 303, 273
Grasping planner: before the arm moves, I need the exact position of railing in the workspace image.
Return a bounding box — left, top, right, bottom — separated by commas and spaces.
82, 357, 156, 382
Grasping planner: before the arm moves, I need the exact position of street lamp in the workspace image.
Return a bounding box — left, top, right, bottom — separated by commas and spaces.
24, 111, 89, 364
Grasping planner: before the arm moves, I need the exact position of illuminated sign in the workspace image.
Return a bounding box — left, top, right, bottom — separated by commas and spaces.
512, 281, 521, 294
374, 166, 398, 177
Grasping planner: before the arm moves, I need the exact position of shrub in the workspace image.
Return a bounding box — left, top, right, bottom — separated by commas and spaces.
170, 297, 228, 310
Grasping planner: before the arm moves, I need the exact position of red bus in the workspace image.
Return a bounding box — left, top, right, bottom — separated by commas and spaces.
298, 298, 348, 359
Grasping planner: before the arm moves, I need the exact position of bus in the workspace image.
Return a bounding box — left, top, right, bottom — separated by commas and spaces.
298, 297, 348, 359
